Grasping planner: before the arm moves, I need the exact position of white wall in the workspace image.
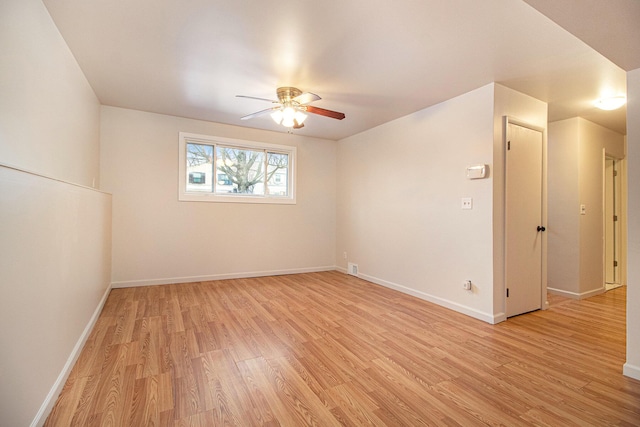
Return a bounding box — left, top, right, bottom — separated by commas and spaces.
100, 107, 336, 286
0, 1, 111, 425
335, 83, 546, 323
625, 67, 640, 381
0, 167, 112, 427
492, 84, 548, 315
336, 84, 497, 322
548, 119, 581, 294
548, 118, 625, 297
578, 119, 625, 294
0, 0, 100, 187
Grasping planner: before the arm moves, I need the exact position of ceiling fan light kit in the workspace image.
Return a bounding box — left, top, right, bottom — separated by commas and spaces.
238, 86, 345, 130
271, 106, 307, 128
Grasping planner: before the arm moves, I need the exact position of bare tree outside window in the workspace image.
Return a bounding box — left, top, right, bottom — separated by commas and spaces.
185, 143, 288, 195
186, 143, 212, 167
180, 133, 296, 204
266, 153, 289, 196
216, 147, 264, 194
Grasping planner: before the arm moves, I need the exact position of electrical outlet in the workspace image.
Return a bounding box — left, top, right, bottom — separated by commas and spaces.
463, 280, 472, 290
461, 198, 473, 210
343, 251, 347, 260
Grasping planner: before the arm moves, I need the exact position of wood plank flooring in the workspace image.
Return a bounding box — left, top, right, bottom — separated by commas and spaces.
45, 271, 640, 426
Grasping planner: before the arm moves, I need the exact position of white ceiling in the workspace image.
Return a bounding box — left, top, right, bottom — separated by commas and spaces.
42, 0, 638, 140
522, 0, 640, 71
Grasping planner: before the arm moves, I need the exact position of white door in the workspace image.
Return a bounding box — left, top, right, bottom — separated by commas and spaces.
505, 122, 543, 317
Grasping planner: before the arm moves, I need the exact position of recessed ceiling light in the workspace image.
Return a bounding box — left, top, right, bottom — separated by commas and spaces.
594, 96, 626, 110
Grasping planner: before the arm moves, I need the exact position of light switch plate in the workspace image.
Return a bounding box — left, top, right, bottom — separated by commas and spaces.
466, 164, 487, 179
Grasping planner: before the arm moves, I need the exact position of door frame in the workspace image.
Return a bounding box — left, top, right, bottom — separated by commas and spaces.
604, 154, 627, 289
503, 116, 548, 315
604, 156, 620, 287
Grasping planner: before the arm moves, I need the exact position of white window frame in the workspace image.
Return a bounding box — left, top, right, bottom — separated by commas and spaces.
179, 132, 296, 204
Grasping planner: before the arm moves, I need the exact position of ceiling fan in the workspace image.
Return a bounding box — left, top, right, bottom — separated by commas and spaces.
237, 87, 345, 129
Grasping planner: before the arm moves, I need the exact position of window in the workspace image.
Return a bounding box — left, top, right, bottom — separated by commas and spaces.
189, 172, 206, 184
179, 132, 296, 204
217, 173, 231, 186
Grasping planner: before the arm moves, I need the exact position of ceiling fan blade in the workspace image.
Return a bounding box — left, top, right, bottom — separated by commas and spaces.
236, 95, 278, 103
305, 105, 346, 120
292, 92, 321, 105
241, 107, 279, 120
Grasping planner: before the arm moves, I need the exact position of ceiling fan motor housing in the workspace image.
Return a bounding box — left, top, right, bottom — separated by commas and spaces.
277, 87, 302, 104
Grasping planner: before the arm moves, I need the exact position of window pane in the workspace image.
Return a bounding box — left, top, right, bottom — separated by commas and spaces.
186, 143, 213, 192
266, 152, 289, 196
215, 146, 265, 194
217, 173, 231, 186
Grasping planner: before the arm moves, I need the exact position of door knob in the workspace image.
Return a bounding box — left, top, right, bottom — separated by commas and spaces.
537, 226, 546, 232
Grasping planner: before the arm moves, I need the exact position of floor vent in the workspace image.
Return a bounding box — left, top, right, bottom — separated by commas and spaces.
347, 262, 358, 276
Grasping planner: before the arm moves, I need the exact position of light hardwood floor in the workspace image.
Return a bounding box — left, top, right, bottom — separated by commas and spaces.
45, 271, 640, 426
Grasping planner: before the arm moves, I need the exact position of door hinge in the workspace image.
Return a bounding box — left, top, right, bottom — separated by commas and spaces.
506, 288, 509, 298
614, 260, 618, 267
507, 140, 511, 151
614, 215, 618, 222
614, 170, 618, 177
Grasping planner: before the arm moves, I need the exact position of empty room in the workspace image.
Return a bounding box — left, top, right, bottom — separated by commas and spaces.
1, 0, 640, 425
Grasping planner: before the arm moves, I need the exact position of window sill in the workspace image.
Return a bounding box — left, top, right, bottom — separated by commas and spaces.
179, 192, 296, 204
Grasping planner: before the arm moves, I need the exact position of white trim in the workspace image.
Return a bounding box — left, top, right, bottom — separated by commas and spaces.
31, 284, 112, 427
111, 266, 336, 288
178, 132, 296, 204
493, 312, 507, 323
547, 286, 605, 300
349, 271, 503, 324
623, 363, 640, 381
0, 162, 110, 194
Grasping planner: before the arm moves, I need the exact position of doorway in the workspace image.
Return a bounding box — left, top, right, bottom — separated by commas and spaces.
604, 157, 622, 290
505, 120, 545, 317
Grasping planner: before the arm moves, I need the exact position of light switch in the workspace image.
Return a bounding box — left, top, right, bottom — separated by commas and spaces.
466, 165, 487, 179
462, 198, 473, 210
580, 204, 586, 215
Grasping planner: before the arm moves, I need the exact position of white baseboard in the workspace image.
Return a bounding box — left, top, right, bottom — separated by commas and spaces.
623, 363, 640, 381
31, 284, 112, 427
492, 312, 507, 324
111, 265, 337, 288
547, 286, 605, 299
352, 271, 502, 324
